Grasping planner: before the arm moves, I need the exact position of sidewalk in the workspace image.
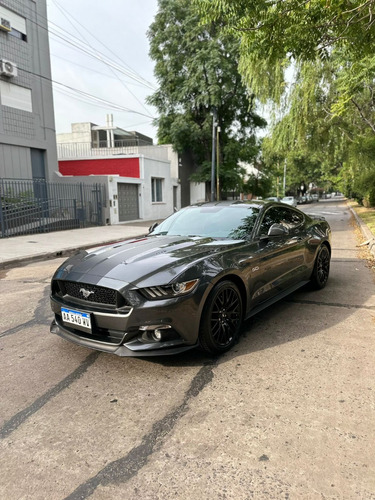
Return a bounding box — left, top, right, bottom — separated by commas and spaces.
0, 221, 158, 270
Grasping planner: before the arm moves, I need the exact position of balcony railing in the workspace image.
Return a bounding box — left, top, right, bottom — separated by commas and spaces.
57, 142, 170, 162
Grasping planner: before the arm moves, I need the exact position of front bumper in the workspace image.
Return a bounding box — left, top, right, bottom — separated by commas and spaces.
50, 286, 206, 356
50, 320, 197, 356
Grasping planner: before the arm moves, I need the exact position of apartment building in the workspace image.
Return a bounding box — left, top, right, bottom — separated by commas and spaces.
0, 0, 57, 180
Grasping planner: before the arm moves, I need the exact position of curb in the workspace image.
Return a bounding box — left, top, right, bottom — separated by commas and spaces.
348, 205, 375, 259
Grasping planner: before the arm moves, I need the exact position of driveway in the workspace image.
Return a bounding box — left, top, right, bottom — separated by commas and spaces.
0, 200, 374, 499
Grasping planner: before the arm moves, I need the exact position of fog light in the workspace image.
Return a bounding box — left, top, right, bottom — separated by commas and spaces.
152, 329, 163, 341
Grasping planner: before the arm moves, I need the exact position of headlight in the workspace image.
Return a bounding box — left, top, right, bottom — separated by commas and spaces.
140, 279, 199, 300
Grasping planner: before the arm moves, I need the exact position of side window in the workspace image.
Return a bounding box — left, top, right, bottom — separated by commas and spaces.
259, 207, 284, 235
259, 207, 304, 235
281, 208, 304, 229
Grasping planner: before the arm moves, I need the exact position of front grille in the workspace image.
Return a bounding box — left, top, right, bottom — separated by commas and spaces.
60, 281, 118, 306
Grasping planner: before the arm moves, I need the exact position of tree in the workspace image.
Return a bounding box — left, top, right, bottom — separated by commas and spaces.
195, 1, 375, 204
262, 54, 375, 201
147, 0, 266, 196
195, 1, 375, 103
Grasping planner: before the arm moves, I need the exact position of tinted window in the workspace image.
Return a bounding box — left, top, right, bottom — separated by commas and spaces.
151, 205, 260, 239
259, 207, 304, 235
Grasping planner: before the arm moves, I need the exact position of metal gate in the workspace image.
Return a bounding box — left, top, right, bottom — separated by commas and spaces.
0, 178, 106, 238
118, 183, 139, 222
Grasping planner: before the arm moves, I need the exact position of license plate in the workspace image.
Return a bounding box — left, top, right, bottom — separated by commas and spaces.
61, 308, 92, 331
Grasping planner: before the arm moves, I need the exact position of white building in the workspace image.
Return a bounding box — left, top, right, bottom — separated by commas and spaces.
56, 116, 200, 224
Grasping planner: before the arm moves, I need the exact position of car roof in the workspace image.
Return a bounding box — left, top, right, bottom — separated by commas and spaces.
186, 200, 306, 213
189, 200, 266, 208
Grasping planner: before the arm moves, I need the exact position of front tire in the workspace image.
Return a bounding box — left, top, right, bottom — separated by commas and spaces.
199, 281, 243, 355
310, 245, 330, 289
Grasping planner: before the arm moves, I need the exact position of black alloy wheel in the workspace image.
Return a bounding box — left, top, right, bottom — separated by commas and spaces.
311, 245, 330, 289
199, 281, 243, 355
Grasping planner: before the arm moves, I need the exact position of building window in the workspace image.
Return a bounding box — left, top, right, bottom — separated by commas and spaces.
0, 6, 27, 40
0, 81, 32, 112
9, 28, 27, 42
151, 178, 163, 202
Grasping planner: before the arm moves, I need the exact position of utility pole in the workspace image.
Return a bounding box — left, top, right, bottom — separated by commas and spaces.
211, 106, 217, 202
216, 126, 221, 200
283, 159, 287, 196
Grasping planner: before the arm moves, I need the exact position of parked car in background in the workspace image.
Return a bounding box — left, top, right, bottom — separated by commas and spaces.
311, 194, 319, 202
281, 196, 298, 207
266, 196, 281, 202
50, 200, 331, 357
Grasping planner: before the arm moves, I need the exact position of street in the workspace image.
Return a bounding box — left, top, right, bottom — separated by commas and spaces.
1, 200, 374, 499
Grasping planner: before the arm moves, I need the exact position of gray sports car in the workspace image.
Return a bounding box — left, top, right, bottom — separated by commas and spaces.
50, 201, 331, 356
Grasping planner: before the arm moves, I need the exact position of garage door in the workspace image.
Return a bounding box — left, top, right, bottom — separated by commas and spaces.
118, 183, 139, 222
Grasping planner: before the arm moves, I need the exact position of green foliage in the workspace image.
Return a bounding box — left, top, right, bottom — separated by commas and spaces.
195, 1, 375, 62
350, 167, 375, 207
148, 0, 266, 195
195, 0, 375, 206
243, 172, 273, 198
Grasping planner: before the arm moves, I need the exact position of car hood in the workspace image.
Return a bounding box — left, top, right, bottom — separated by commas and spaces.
53, 235, 243, 288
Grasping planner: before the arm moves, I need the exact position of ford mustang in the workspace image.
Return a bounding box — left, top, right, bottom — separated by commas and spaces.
50, 200, 331, 356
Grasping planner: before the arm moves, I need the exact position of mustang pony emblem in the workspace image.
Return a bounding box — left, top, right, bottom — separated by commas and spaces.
80, 288, 95, 299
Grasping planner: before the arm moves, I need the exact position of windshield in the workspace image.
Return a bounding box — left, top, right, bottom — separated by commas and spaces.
150, 205, 260, 240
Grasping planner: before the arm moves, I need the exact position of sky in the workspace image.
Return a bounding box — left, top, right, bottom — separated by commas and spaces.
46, 0, 159, 141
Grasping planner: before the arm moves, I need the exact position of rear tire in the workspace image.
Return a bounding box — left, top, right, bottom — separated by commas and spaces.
310, 245, 330, 289
199, 281, 243, 355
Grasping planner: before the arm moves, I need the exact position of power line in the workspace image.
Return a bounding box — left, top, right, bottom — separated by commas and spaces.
49, 29, 157, 90
51, 0, 153, 116
7, 0, 157, 91
50, 0, 156, 95
53, 86, 155, 129
50, 52, 150, 87
17, 65, 155, 119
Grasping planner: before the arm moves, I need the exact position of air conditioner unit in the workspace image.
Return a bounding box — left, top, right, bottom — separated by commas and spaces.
0, 59, 17, 77
0, 18, 11, 32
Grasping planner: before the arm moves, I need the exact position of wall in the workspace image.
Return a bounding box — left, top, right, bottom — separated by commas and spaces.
56, 122, 95, 144
159, 144, 179, 179
0, 143, 31, 177
141, 156, 177, 221
59, 157, 140, 177
190, 182, 206, 204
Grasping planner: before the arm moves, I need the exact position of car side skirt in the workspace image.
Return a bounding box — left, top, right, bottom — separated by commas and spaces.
245, 280, 310, 321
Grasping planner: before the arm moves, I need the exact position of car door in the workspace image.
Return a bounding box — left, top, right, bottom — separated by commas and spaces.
248, 206, 307, 305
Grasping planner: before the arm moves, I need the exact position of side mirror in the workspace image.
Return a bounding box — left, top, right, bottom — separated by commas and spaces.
268, 223, 288, 237
148, 222, 158, 233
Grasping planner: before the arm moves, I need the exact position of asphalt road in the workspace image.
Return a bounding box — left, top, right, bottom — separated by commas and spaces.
1, 200, 374, 500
